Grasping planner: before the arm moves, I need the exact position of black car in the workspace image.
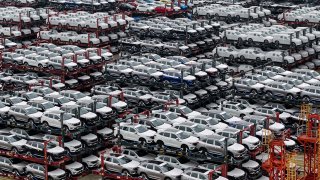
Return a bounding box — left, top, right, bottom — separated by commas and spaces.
119, 3, 136, 11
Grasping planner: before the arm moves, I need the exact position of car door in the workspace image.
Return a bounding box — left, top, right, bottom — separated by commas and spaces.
36, 165, 45, 178
112, 158, 122, 173
52, 114, 61, 128
16, 108, 26, 121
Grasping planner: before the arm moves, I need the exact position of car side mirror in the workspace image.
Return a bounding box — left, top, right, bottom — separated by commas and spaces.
176, 138, 179, 140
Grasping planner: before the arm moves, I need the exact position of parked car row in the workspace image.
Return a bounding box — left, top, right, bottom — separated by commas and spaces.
221, 23, 320, 48
47, 11, 133, 30
129, 16, 219, 40
1, 43, 112, 73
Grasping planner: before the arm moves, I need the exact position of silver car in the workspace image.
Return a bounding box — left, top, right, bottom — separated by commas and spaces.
137, 160, 183, 180
0, 133, 26, 153
300, 86, 320, 102
155, 155, 198, 170
26, 163, 66, 180
8, 105, 43, 124
0, 156, 27, 175
104, 154, 140, 175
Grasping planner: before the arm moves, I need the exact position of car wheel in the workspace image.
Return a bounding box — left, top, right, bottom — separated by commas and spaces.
43, 121, 49, 127
133, 75, 139, 81
138, 100, 145, 106
250, 89, 258, 96
291, 42, 296, 47
140, 173, 149, 180
24, 62, 29, 66
302, 96, 310, 103
122, 169, 130, 176
13, 169, 19, 176
38, 64, 43, 68
181, 144, 189, 152
266, 91, 273, 97
286, 94, 294, 100
63, 125, 70, 133
240, 55, 245, 61
229, 55, 234, 60
153, 102, 159, 106
206, 13, 211, 18
240, 114, 245, 118
163, 80, 170, 87
164, 178, 172, 180
11, 147, 18, 154
49, 65, 54, 70
284, 60, 289, 66
27, 172, 34, 179
139, 138, 147, 145
26, 151, 32, 156
199, 147, 207, 154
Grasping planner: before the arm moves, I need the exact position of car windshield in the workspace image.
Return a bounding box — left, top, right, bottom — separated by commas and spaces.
220, 112, 232, 119
5, 134, 20, 142
311, 71, 320, 77
10, 98, 22, 104
242, 131, 249, 139
267, 71, 276, 77
293, 79, 303, 85
177, 131, 190, 139
95, 102, 106, 109
152, 54, 161, 60
80, 108, 89, 115
180, 106, 192, 114
26, 107, 38, 114
136, 125, 148, 133
257, 76, 267, 81
167, 113, 178, 120
27, 93, 38, 99
238, 104, 247, 110
151, 119, 164, 127
12, 54, 21, 58
303, 75, 312, 81
148, 69, 157, 74
283, 84, 293, 90
227, 138, 236, 146
58, 97, 70, 104
63, 114, 73, 120
43, 88, 54, 94
74, 93, 86, 99
42, 102, 54, 109
0, 103, 5, 108
208, 118, 219, 125
160, 163, 174, 172
118, 156, 132, 164
192, 124, 205, 133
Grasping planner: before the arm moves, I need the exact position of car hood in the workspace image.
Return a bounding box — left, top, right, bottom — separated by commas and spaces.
269, 122, 285, 131
228, 168, 245, 177
121, 68, 133, 73
47, 146, 65, 153
243, 135, 260, 144
284, 139, 296, 146
198, 129, 214, 136
297, 83, 310, 89
212, 122, 228, 130
81, 133, 97, 141
66, 161, 83, 169
186, 111, 201, 117
183, 75, 196, 81
48, 168, 65, 176
65, 139, 82, 147
140, 94, 153, 100
64, 117, 81, 124
26, 79, 39, 85
97, 127, 113, 135
288, 87, 301, 94
242, 160, 259, 168
29, 112, 43, 119
11, 139, 27, 146
195, 71, 207, 77
81, 112, 97, 119
307, 79, 319, 84
156, 123, 172, 130
97, 106, 112, 114
228, 143, 245, 151
252, 83, 265, 89
123, 160, 140, 169
113, 101, 127, 108
164, 168, 183, 177
151, 72, 164, 77
183, 136, 199, 144
139, 130, 156, 137
109, 90, 122, 96
172, 117, 187, 124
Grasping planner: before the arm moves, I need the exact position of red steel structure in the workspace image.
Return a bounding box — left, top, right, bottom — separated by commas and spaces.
297, 114, 319, 180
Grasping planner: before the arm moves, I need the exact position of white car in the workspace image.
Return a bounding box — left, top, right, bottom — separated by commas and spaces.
154, 128, 199, 151
213, 47, 238, 60
114, 123, 156, 144
265, 51, 295, 65
152, 110, 189, 124
173, 122, 214, 137
136, 4, 155, 12
65, 161, 84, 177
246, 31, 273, 44
272, 33, 302, 47
222, 30, 247, 42
81, 155, 100, 169
23, 55, 49, 68
0, 26, 21, 37
238, 49, 265, 62
221, 102, 254, 117
41, 110, 81, 131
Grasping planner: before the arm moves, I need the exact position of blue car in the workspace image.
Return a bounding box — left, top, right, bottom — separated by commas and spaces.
162, 69, 196, 88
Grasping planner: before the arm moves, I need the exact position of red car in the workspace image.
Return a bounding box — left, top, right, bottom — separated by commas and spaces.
154, 6, 174, 13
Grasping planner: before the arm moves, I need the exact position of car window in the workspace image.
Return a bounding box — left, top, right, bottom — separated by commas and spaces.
171, 134, 178, 139
191, 172, 198, 178
154, 165, 161, 172
146, 164, 153, 170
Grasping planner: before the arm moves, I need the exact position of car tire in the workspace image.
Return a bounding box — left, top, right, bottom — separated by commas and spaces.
140, 173, 149, 180
250, 89, 258, 96
13, 169, 19, 176
240, 114, 245, 118
303, 96, 310, 103
199, 147, 207, 154
138, 100, 145, 106
164, 178, 172, 180
24, 62, 29, 66
181, 144, 189, 152
27, 172, 34, 179
11, 147, 18, 154
266, 91, 273, 97
122, 169, 130, 176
